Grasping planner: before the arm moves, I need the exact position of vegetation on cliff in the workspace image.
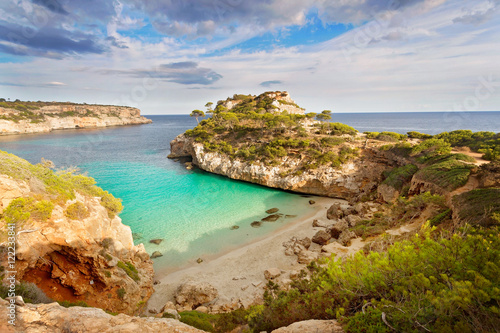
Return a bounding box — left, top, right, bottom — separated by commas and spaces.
183, 92, 359, 169
0, 150, 122, 223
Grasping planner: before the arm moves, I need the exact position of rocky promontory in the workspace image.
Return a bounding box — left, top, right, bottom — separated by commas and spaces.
0, 100, 152, 135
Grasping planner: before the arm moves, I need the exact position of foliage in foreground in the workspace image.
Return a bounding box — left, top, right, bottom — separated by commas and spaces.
0, 281, 53, 304
248, 224, 500, 333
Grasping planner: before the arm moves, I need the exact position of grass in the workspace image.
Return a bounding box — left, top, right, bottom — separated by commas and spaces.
58, 300, 89, 308
0, 282, 53, 304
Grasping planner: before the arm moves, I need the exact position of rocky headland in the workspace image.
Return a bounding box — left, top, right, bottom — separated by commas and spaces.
0, 100, 151, 135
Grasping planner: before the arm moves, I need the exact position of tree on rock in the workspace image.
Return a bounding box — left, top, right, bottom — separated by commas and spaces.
316, 110, 332, 122
190, 110, 205, 124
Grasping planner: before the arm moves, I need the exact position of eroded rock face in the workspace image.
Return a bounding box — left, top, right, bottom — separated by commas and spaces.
169, 136, 388, 199
0, 177, 154, 315
0, 105, 151, 136
0, 297, 203, 333
377, 183, 399, 203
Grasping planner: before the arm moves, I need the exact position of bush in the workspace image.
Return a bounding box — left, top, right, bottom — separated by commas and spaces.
415, 156, 474, 191
411, 138, 452, 158
117, 288, 126, 299
65, 201, 89, 220
452, 189, 500, 227
250, 225, 500, 333
58, 300, 89, 308
117, 261, 140, 282
382, 164, 418, 190
407, 131, 433, 139
0, 282, 52, 304
179, 311, 218, 332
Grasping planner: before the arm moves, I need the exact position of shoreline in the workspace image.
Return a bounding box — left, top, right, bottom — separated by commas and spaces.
146, 196, 345, 312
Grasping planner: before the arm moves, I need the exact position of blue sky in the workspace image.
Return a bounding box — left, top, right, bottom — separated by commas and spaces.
0, 0, 499, 114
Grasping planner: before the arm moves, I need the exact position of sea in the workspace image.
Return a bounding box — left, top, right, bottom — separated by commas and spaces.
0, 111, 498, 272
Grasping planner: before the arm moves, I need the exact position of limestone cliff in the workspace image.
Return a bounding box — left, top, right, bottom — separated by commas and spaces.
0, 153, 154, 315
0, 103, 151, 135
170, 134, 390, 200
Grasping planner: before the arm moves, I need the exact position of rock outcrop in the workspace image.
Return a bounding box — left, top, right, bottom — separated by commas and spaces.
0, 297, 203, 333
169, 134, 389, 200
0, 157, 154, 315
0, 104, 151, 135
174, 281, 219, 311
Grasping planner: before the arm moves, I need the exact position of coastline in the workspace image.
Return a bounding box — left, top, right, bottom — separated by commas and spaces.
147, 196, 356, 312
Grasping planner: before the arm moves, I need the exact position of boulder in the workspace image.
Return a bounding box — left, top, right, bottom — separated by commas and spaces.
297, 250, 318, 264
338, 230, 356, 246
195, 306, 208, 313
163, 308, 181, 320
160, 301, 176, 312
271, 319, 344, 333
266, 208, 279, 214
175, 281, 218, 310
346, 215, 363, 227
151, 251, 163, 259
312, 219, 329, 228
297, 237, 311, 249
251, 221, 262, 228
262, 214, 281, 222
377, 183, 399, 203
196, 258, 203, 263
312, 230, 331, 245
283, 237, 311, 256
309, 200, 316, 205
230, 225, 239, 230
327, 203, 343, 220
149, 239, 163, 245
321, 242, 350, 256
264, 268, 281, 280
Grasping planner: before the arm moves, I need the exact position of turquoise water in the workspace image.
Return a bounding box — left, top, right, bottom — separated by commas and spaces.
1, 112, 497, 270
0, 116, 314, 271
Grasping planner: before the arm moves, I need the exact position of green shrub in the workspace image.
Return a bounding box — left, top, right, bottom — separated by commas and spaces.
117, 261, 140, 282
407, 131, 433, 139
116, 288, 126, 299
58, 300, 89, 308
411, 138, 452, 158
65, 201, 89, 220
179, 311, 218, 332
2, 198, 32, 224
452, 189, 500, 227
382, 164, 418, 190
0, 282, 52, 304
250, 225, 500, 333
429, 209, 452, 227
415, 156, 473, 191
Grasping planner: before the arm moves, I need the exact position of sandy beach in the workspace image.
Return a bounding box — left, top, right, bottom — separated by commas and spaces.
146, 197, 357, 313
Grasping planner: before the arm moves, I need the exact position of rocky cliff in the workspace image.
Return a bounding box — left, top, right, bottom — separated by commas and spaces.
0, 103, 152, 135
0, 297, 203, 333
0, 152, 154, 315
170, 134, 391, 200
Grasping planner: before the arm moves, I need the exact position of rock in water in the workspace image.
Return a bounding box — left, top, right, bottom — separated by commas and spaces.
196, 258, 203, 264
230, 225, 240, 230
251, 221, 262, 228
262, 214, 281, 222
266, 208, 279, 214
149, 239, 163, 245
309, 200, 316, 205
151, 251, 163, 258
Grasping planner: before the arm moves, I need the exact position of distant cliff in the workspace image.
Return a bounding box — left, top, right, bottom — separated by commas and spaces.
0, 101, 152, 135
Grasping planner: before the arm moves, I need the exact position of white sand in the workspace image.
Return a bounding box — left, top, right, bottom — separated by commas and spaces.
146, 197, 345, 312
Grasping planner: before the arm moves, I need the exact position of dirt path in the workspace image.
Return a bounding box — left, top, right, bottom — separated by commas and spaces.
451, 149, 489, 165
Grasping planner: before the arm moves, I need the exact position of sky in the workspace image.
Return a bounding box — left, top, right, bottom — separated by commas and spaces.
0, 0, 499, 115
